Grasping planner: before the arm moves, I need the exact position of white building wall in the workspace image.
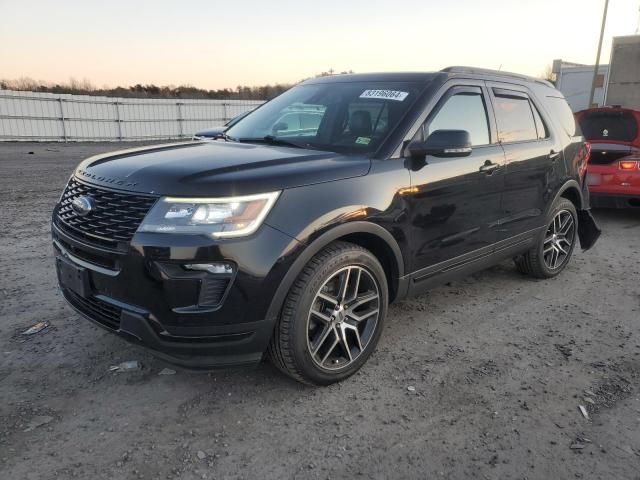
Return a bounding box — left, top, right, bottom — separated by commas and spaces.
606, 35, 640, 109
555, 65, 609, 112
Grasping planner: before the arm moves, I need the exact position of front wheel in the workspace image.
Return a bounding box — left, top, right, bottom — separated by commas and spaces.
515, 198, 578, 278
268, 241, 388, 385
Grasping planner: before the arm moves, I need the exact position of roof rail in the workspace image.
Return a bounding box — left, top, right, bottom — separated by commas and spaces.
441, 66, 555, 88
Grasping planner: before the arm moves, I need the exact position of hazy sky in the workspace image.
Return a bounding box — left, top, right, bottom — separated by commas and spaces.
1, 0, 639, 89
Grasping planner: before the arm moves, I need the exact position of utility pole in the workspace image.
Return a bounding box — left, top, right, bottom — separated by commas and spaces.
588, 0, 609, 107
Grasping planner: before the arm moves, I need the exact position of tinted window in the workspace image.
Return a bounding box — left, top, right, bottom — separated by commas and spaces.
427, 93, 490, 146
493, 92, 538, 143
545, 96, 577, 137
578, 110, 638, 142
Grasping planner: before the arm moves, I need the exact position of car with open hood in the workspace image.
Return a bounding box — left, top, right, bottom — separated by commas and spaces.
575, 106, 640, 208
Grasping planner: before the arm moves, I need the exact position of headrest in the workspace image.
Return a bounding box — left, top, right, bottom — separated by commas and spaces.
349, 110, 372, 136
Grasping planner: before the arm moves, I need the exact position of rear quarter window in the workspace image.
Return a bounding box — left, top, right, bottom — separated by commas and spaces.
544, 96, 577, 137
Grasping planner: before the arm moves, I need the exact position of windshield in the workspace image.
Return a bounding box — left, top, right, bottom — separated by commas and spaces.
226, 81, 423, 154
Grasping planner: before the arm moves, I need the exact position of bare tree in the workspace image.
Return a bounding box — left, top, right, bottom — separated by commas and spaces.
2, 76, 40, 91
0, 69, 353, 99
541, 64, 556, 84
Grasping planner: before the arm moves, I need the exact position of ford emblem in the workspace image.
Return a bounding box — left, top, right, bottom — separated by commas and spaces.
71, 195, 94, 217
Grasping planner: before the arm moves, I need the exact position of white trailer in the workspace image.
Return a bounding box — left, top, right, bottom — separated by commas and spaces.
605, 35, 640, 109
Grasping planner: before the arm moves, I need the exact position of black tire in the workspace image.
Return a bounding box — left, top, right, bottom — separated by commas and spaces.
514, 198, 578, 279
268, 241, 389, 386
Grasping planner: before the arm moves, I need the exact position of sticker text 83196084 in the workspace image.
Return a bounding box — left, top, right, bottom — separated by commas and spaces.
359, 90, 409, 102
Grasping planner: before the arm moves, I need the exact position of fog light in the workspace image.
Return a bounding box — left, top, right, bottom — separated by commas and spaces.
184, 263, 234, 274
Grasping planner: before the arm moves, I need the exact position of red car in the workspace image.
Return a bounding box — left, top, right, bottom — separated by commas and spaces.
575, 107, 640, 208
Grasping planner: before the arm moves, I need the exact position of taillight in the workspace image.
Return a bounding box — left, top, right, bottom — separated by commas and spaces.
579, 142, 591, 177
584, 141, 592, 162
619, 160, 639, 170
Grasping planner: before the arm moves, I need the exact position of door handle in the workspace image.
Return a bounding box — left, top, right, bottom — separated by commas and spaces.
479, 160, 500, 174
549, 150, 561, 161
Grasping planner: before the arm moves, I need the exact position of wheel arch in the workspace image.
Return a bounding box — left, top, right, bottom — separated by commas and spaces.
545, 179, 601, 250
549, 180, 586, 214
265, 221, 405, 323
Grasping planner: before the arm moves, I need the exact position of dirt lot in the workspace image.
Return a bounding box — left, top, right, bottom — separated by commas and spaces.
0, 142, 639, 480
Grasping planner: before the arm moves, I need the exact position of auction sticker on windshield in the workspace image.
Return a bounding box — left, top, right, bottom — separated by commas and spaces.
359, 90, 409, 101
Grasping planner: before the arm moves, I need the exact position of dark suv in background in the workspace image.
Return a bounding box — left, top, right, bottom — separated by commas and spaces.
52, 67, 600, 385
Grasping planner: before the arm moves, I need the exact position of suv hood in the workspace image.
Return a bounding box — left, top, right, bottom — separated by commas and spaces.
75, 141, 371, 196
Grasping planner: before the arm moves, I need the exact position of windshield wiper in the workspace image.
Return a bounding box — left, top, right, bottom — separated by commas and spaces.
238, 135, 307, 149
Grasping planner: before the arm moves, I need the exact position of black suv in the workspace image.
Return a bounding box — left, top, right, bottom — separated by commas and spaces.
52, 67, 600, 385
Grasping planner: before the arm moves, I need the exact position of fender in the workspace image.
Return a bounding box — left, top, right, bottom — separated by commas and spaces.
264, 221, 405, 321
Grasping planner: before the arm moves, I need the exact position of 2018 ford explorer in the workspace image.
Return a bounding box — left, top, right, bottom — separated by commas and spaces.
52, 67, 601, 385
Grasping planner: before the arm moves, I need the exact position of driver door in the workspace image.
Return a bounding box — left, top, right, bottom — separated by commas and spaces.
406, 84, 506, 277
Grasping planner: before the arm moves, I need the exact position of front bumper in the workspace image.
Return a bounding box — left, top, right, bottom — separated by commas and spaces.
52, 220, 301, 368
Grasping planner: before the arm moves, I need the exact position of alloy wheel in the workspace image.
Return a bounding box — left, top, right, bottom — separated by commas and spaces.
306, 266, 380, 371
543, 209, 575, 270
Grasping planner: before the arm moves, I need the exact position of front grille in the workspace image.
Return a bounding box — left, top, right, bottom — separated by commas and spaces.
55, 178, 157, 247
64, 289, 122, 330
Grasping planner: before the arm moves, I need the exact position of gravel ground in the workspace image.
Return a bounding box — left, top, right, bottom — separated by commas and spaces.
1, 142, 639, 480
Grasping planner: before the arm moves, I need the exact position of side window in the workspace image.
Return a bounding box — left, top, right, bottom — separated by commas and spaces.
531, 103, 549, 140
493, 90, 538, 143
427, 92, 490, 146
544, 96, 577, 137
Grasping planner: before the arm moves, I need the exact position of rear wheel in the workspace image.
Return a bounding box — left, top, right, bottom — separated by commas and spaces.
515, 198, 578, 278
268, 241, 388, 385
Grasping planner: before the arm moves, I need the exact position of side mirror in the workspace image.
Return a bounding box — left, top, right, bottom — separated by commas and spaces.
407, 129, 472, 159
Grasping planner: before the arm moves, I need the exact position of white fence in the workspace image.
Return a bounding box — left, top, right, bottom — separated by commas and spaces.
0, 90, 264, 141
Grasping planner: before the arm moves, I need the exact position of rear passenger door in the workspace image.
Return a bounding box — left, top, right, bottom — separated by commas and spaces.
488, 84, 562, 240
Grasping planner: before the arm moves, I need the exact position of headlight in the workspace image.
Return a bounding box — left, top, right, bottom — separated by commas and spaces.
137, 191, 280, 238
